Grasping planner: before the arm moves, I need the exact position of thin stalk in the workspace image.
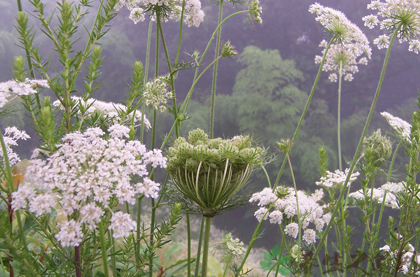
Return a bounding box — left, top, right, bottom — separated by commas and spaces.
273, 35, 337, 188
210, 0, 224, 139
180, 56, 223, 114
238, 208, 270, 273
175, 0, 186, 65
274, 264, 280, 277
337, 60, 343, 172
149, 198, 156, 277
186, 212, 192, 277
194, 217, 205, 277
109, 231, 117, 277
180, 10, 248, 114
286, 154, 302, 262
261, 165, 272, 188
75, 246, 82, 277
222, 255, 231, 277
140, 21, 153, 143
99, 221, 110, 277
308, 26, 400, 271
135, 196, 143, 268
201, 216, 212, 277
387, 141, 402, 182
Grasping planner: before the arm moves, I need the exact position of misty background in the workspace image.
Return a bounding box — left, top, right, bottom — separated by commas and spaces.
0, 0, 419, 250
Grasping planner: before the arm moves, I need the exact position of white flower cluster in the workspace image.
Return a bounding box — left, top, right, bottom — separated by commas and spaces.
309, 3, 372, 82
223, 233, 246, 259
349, 181, 405, 209
250, 187, 330, 244
116, 0, 205, 27
143, 76, 174, 112
53, 96, 151, 129
12, 124, 167, 246
380, 242, 420, 275
316, 168, 360, 188
0, 78, 49, 108
315, 40, 371, 82
363, 0, 420, 53
0, 127, 30, 167
381, 111, 411, 142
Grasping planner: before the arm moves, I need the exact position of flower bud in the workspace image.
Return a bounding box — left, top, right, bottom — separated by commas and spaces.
363, 129, 392, 168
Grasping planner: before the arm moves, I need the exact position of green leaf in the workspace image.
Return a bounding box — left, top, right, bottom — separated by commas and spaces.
263, 251, 272, 263
278, 266, 291, 276
260, 261, 272, 271
164, 243, 181, 264
164, 258, 195, 276
271, 244, 281, 257
277, 256, 290, 265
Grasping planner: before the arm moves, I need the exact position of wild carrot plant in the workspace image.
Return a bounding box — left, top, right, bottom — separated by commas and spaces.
1, 0, 420, 276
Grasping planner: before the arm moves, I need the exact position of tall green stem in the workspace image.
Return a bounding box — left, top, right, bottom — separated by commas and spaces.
287, 154, 302, 262
148, 13, 161, 276
338, 58, 346, 275
337, 60, 343, 172
186, 212, 192, 277
99, 221, 110, 277
201, 216, 212, 277
210, 0, 224, 139
308, 26, 400, 273
387, 141, 402, 182
238, 208, 270, 273
273, 35, 337, 188
194, 217, 205, 277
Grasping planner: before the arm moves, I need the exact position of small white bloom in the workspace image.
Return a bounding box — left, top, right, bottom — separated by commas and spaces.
254, 207, 268, 222
381, 111, 411, 142
302, 228, 317, 244
269, 210, 283, 224
109, 211, 137, 238
143, 76, 173, 112
0, 127, 30, 166
316, 168, 360, 188
409, 40, 420, 54
129, 7, 145, 24
285, 222, 299, 239
373, 34, 390, 50
55, 220, 83, 247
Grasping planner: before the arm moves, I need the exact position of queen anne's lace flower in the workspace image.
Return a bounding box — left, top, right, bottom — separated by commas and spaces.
0, 127, 30, 167
285, 222, 299, 239
0, 78, 49, 108
381, 111, 411, 142
12, 125, 166, 247
310, 3, 372, 82
316, 168, 360, 188
129, 7, 145, 24
116, 0, 205, 27
363, 0, 420, 52
53, 96, 151, 129
55, 220, 83, 247
223, 233, 245, 259
109, 211, 137, 238
250, 186, 329, 244
302, 229, 317, 244
349, 181, 405, 209
143, 76, 173, 112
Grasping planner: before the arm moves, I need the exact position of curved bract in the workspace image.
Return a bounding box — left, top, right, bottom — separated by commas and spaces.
166, 128, 264, 216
